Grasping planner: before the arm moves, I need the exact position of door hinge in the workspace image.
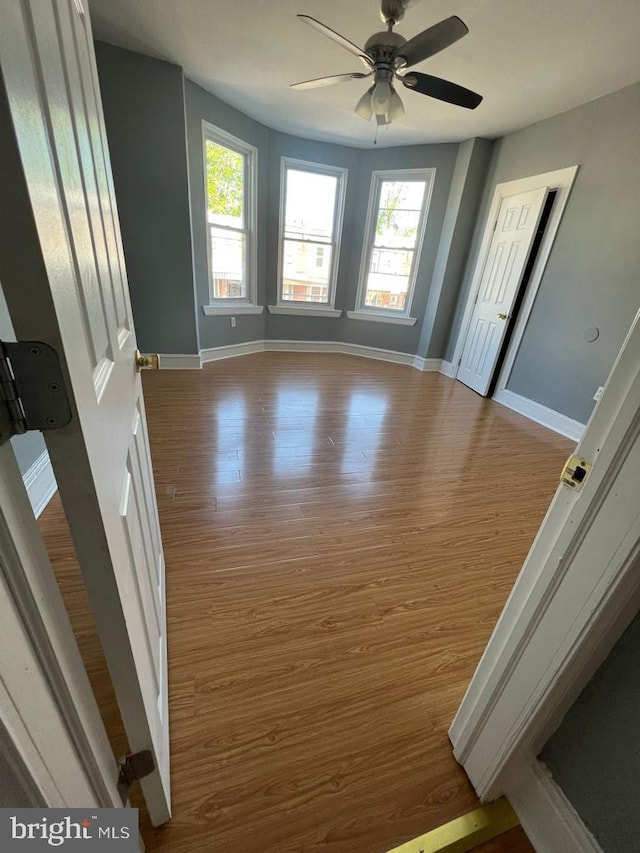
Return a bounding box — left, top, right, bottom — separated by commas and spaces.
0, 341, 72, 446
117, 750, 155, 804
560, 455, 592, 491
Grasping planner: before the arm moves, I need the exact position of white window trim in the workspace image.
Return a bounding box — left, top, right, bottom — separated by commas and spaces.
353, 168, 435, 323
267, 304, 342, 318
201, 121, 259, 312
277, 156, 348, 314
346, 310, 417, 326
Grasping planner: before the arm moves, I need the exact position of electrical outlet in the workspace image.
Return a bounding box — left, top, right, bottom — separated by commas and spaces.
593, 385, 604, 402
230, 316, 236, 328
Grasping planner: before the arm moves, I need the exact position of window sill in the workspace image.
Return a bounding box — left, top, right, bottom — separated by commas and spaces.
202, 304, 264, 316
346, 311, 418, 327
268, 305, 342, 319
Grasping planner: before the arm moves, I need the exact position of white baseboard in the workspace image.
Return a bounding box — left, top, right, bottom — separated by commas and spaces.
439, 359, 456, 378
197, 339, 429, 369
23, 450, 57, 518
493, 388, 585, 441
158, 353, 201, 369
505, 760, 601, 853
265, 339, 418, 367
413, 356, 447, 372
200, 341, 265, 363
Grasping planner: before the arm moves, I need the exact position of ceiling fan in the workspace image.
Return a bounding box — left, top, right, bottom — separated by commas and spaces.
291, 0, 482, 126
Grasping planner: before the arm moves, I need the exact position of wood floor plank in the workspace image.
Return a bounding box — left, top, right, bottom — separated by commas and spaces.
38, 353, 570, 852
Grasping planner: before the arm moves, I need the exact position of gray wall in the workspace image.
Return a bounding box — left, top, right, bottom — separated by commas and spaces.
183, 75, 461, 355
265, 133, 458, 353
0, 283, 46, 477
95, 43, 199, 355
184, 81, 269, 349
541, 608, 640, 851
418, 137, 494, 359
447, 81, 640, 423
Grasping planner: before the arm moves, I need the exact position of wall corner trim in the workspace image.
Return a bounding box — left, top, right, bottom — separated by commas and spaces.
23, 450, 57, 518
505, 760, 602, 853
493, 388, 585, 441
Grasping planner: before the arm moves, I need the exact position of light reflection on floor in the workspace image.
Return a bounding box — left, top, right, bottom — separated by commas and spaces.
272, 386, 319, 477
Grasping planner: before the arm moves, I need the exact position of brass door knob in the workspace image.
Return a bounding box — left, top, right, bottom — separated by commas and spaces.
135, 350, 160, 372
496, 312, 509, 320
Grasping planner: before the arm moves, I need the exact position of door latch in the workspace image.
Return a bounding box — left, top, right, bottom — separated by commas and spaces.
560, 455, 592, 491
0, 340, 72, 446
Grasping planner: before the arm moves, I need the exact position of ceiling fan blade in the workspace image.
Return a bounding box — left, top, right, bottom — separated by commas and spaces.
291, 72, 371, 91
402, 72, 482, 109
395, 15, 469, 68
297, 15, 372, 68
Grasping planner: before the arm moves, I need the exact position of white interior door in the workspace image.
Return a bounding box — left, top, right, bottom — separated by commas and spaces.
0, 0, 170, 825
457, 187, 549, 395
0, 442, 122, 810
449, 305, 640, 846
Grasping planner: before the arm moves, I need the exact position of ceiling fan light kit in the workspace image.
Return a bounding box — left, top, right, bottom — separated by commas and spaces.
291, 1, 483, 129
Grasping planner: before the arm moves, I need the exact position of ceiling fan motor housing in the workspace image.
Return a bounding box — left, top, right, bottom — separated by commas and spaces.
364, 30, 406, 70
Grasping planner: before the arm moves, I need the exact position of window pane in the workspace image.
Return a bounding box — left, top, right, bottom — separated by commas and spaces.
206, 140, 244, 229
284, 170, 337, 242
361, 177, 428, 313
210, 227, 246, 299
364, 248, 413, 311
379, 180, 425, 212
375, 209, 421, 248
282, 239, 331, 303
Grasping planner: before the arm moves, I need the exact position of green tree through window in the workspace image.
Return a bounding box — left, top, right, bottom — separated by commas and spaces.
206, 141, 243, 220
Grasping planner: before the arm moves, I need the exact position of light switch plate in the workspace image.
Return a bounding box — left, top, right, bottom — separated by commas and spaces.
593, 385, 604, 402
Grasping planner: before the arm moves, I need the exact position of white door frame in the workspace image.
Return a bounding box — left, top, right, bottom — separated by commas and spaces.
449, 305, 640, 850
0, 442, 121, 809
452, 166, 579, 393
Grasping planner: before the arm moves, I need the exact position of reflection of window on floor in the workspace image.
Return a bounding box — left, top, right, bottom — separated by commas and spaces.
272, 387, 319, 477
341, 391, 387, 475
278, 159, 347, 307
215, 392, 246, 484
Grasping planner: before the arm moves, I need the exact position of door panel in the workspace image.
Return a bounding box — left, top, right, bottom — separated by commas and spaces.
0, 0, 170, 824
457, 187, 548, 396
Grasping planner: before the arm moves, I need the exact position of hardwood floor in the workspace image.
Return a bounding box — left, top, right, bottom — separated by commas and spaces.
39, 353, 568, 852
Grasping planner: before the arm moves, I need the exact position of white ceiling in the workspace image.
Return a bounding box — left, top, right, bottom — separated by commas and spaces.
88, 0, 640, 148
